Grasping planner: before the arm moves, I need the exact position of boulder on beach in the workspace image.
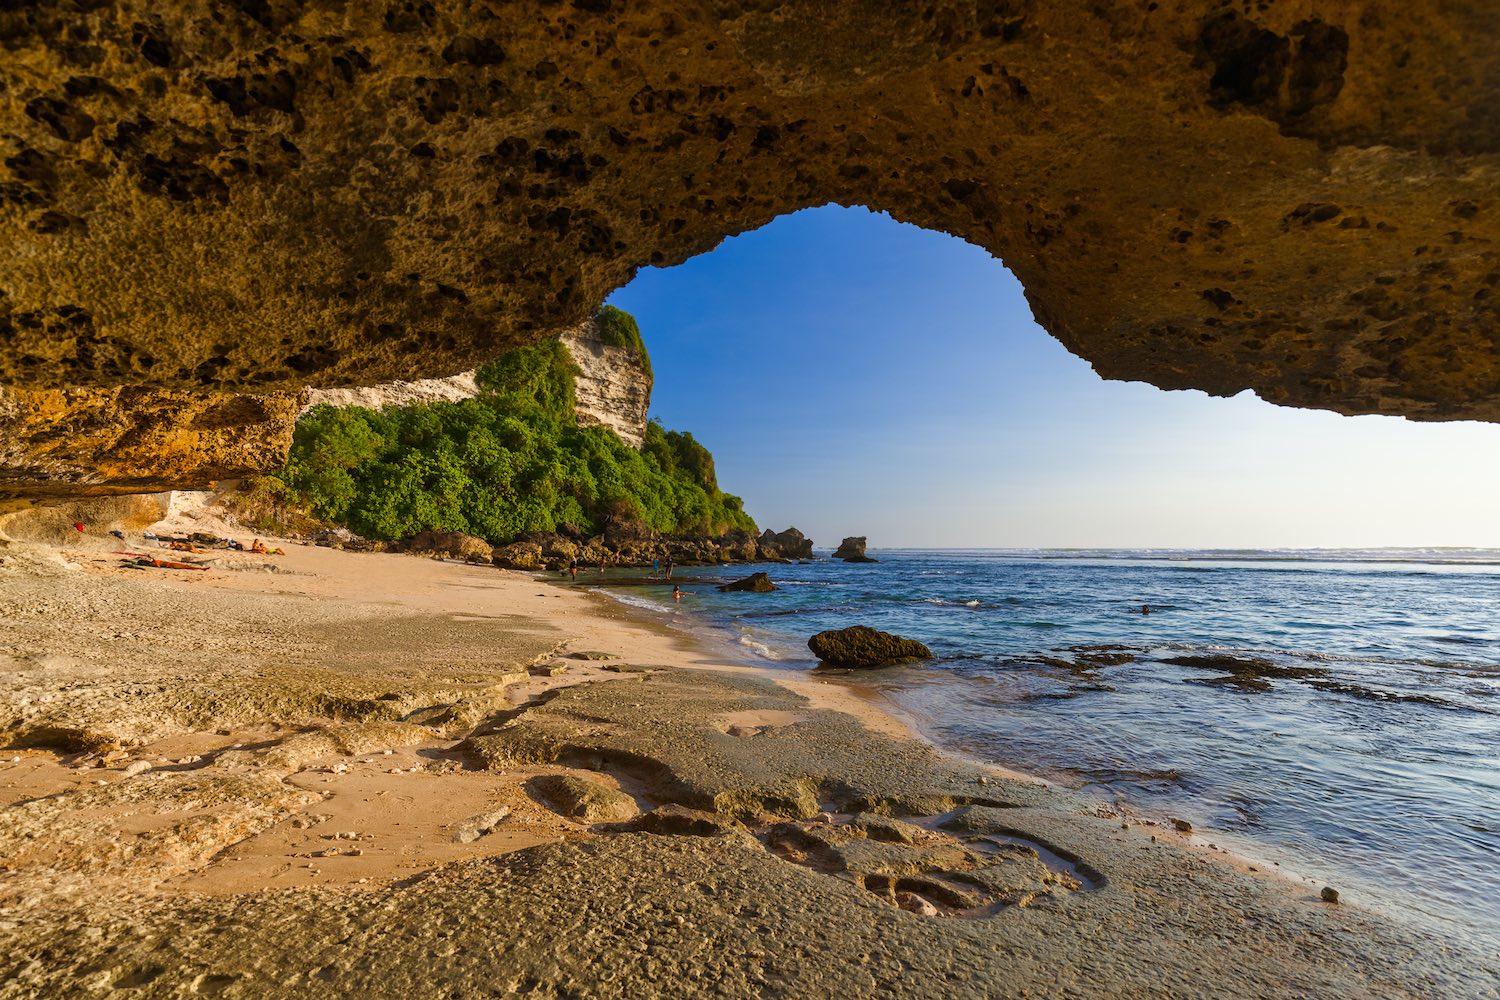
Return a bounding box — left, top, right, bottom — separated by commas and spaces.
491, 540, 544, 570
527, 774, 638, 823
833, 536, 878, 563
718, 572, 778, 593
808, 626, 931, 668
403, 530, 495, 563
758, 527, 814, 560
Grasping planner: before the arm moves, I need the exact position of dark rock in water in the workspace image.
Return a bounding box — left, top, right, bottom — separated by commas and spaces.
808, 626, 931, 668
1171, 818, 1193, 833
1321, 886, 1340, 904
718, 572, 777, 593
1166, 653, 1324, 692
758, 527, 813, 561
833, 536, 878, 563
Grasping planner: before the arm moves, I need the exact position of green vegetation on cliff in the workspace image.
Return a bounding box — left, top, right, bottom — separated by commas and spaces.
268, 322, 753, 543
592, 304, 652, 377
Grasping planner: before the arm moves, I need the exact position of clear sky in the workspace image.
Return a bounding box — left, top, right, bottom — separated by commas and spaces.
606, 206, 1500, 549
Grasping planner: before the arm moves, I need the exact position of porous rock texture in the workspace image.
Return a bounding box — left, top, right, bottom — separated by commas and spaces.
0, 384, 304, 502
808, 626, 934, 669
0, 1, 1498, 496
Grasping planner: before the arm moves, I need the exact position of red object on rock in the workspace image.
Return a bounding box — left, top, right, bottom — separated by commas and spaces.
73, 522, 85, 533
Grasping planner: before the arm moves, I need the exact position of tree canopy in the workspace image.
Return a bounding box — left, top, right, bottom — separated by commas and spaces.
272, 323, 753, 543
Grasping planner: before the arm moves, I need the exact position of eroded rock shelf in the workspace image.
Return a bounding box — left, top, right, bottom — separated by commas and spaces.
1, 1, 1497, 495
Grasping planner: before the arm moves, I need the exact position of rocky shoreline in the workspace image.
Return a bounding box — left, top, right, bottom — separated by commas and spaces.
0, 537, 1493, 996
360, 523, 819, 572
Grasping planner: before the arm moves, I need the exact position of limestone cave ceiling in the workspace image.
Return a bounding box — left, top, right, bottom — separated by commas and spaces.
0, 0, 1498, 495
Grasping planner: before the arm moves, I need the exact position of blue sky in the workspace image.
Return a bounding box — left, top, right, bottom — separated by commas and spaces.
607, 206, 1500, 549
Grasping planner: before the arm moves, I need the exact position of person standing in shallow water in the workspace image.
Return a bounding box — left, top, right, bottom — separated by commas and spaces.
665, 558, 674, 580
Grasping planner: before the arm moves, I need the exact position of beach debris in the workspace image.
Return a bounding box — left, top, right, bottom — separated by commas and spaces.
1171, 818, 1193, 833
807, 626, 932, 669
717, 572, 778, 593
528, 774, 638, 823
1321, 886, 1340, 904
454, 807, 512, 844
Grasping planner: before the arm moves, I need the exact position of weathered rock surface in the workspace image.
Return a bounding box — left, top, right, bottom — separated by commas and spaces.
809, 626, 933, 669
833, 536, 878, 563
758, 527, 814, 561
6, 660, 1483, 998
0, 385, 303, 502
527, 774, 638, 824
305, 371, 481, 414
1, 2, 1498, 494
399, 530, 493, 564
718, 571, 777, 593
558, 315, 652, 449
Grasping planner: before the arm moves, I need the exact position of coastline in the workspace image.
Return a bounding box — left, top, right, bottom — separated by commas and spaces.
581, 577, 1354, 896
1, 536, 1493, 996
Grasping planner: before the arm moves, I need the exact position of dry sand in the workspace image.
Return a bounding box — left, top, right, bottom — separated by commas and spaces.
0, 525, 1493, 997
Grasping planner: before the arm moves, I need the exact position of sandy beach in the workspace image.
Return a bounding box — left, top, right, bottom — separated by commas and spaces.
0, 525, 1494, 997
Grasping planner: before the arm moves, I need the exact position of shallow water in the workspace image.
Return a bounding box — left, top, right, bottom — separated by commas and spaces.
595, 549, 1500, 951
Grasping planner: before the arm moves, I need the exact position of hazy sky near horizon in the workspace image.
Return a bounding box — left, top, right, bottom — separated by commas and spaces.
607, 206, 1500, 549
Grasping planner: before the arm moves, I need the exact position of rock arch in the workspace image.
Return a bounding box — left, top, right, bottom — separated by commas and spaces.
0, 1, 1497, 491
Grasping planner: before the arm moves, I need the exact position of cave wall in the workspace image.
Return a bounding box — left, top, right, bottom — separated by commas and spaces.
0, 1, 1497, 493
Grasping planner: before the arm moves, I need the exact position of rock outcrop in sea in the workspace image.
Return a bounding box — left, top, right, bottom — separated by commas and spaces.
833, 537, 878, 563
718, 572, 777, 593
808, 626, 933, 668
758, 527, 814, 561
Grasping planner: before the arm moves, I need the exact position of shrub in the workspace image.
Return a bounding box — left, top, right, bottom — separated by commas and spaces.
271, 310, 752, 543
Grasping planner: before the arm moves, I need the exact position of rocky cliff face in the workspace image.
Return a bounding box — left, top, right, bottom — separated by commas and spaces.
0, 386, 303, 505
0, 2, 1496, 494
304, 372, 480, 414
558, 318, 652, 449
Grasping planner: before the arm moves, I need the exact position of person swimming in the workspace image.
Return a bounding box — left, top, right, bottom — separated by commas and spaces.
673, 585, 683, 602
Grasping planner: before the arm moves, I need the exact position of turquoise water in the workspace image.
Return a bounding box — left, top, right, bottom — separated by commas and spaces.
594, 549, 1500, 951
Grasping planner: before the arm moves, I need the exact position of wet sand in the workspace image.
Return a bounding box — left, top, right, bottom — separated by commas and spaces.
0, 532, 1494, 997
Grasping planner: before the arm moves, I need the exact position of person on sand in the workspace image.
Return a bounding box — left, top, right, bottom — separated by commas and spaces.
673, 585, 683, 603
250, 539, 267, 554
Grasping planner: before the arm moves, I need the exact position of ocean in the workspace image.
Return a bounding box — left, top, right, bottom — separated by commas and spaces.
591, 548, 1500, 952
